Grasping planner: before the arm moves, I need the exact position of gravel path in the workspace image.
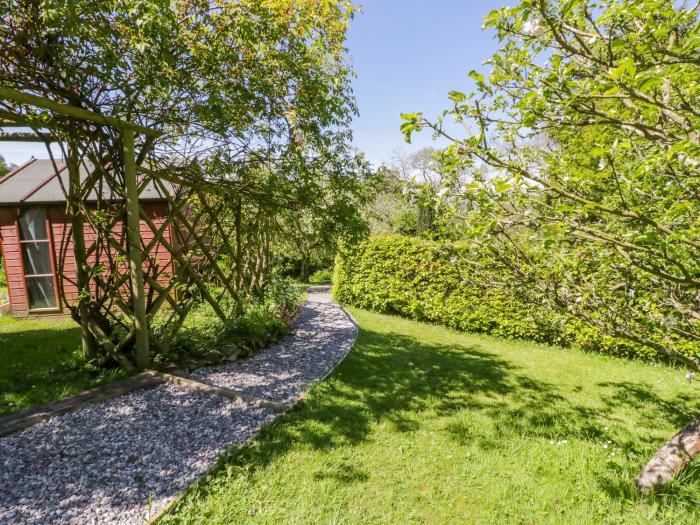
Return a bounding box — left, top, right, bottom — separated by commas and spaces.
0, 286, 356, 525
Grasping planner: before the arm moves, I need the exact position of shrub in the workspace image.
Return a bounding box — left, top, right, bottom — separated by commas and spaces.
153, 276, 302, 369
334, 235, 698, 362
309, 269, 333, 284
0, 258, 6, 288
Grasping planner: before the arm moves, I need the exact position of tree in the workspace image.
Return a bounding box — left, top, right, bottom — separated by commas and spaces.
366, 148, 451, 238
275, 149, 374, 281
0, 0, 360, 368
363, 165, 413, 235
0, 155, 9, 177
402, 0, 700, 491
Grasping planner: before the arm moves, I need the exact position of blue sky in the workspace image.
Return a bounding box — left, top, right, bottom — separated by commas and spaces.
0, 1, 504, 167
347, 0, 504, 166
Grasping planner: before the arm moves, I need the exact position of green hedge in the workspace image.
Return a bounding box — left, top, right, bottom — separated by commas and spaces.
333, 235, 686, 361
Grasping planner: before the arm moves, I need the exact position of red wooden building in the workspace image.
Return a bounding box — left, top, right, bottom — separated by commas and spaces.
0, 157, 174, 318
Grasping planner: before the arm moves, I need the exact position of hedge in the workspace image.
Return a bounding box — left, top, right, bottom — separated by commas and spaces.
333, 235, 693, 362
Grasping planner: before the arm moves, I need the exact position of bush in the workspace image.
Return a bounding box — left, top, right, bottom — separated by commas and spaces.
153, 276, 303, 369
0, 257, 6, 288
309, 269, 333, 284
0, 258, 7, 303
276, 253, 334, 281
333, 235, 698, 362
334, 236, 565, 344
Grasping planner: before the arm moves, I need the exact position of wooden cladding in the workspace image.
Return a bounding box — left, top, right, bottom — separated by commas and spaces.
0, 203, 174, 318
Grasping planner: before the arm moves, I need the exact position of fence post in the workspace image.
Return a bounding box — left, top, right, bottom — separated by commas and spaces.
123, 129, 150, 369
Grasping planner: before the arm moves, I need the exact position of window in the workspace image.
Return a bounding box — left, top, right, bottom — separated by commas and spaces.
19, 208, 58, 310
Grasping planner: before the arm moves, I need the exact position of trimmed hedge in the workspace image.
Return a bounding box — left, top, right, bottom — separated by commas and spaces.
309, 269, 333, 284
333, 235, 687, 361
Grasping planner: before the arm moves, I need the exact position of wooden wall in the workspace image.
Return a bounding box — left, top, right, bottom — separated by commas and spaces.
0, 202, 174, 318
0, 207, 29, 314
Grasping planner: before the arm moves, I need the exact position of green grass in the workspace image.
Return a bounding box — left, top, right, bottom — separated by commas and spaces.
0, 285, 7, 303
0, 279, 303, 417
292, 283, 308, 302
0, 316, 128, 416
160, 308, 700, 525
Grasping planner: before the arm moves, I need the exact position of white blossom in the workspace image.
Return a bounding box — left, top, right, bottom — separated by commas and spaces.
678, 153, 700, 169
663, 316, 677, 328
522, 18, 546, 37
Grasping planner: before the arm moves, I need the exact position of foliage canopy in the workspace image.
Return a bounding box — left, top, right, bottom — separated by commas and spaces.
401, 0, 700, 369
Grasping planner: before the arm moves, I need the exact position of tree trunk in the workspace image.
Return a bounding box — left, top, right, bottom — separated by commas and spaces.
635, 416, 700, 494
67, 140, 97, 360
123, 129, 150, 370
300, 253, 311, 282
234, 196, 243, 290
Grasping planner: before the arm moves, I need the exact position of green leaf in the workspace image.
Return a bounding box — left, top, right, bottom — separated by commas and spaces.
482, 9, 501, 29
468, 70, 486, 88
609, 57, 636, 81
636, 75, 663, 92
494, 179, 512, 193
448, 90, 467, 103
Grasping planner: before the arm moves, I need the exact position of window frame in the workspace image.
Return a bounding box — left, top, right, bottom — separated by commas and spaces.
17, 207, 60, 313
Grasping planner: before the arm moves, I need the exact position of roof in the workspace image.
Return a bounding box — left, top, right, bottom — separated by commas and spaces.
0, 158, 170, 205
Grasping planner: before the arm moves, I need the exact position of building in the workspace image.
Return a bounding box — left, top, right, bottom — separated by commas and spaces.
0, 157, 175, 318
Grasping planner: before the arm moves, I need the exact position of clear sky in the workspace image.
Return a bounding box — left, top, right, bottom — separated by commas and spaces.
346, 0, 504, 166
0, 1, 505, 167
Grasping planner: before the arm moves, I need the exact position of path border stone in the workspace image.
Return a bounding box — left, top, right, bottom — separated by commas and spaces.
152, 371, 291, 412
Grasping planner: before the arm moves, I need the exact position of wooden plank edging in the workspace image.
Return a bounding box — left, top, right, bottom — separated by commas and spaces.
0, 372, 166, 438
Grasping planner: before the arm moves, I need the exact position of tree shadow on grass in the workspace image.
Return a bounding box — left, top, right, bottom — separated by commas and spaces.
596, 380, 698, 429
313, 462, 370, 485
0, 322, 100, 416
592, 380, 700, 504
177, 324, 700, 511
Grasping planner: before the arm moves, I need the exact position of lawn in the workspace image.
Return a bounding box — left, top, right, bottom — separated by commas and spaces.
159, 308, 700, 525
0, 316, 128, 416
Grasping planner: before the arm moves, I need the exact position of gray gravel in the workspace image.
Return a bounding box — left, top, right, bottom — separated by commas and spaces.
0, 286, 356, 525
191, 286, 357, 403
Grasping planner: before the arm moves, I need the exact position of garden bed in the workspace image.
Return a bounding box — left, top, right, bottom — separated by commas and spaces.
0, 280, 305, 417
